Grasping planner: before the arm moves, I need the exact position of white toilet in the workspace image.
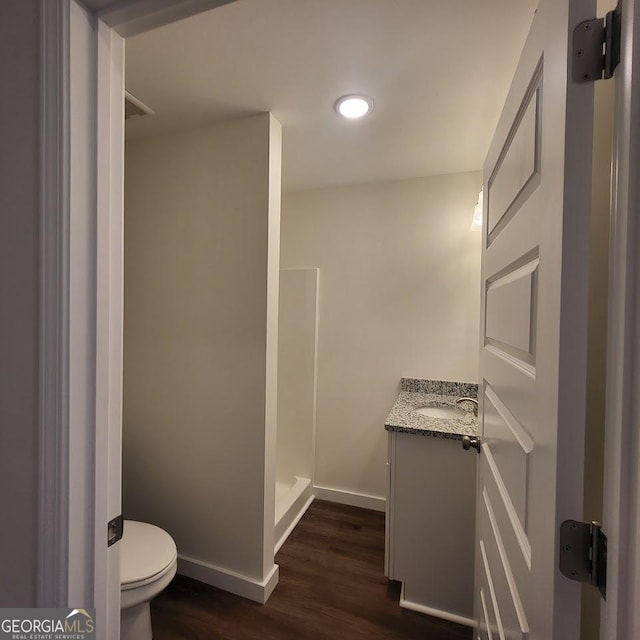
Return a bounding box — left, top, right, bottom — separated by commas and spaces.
120, 520, 178, 640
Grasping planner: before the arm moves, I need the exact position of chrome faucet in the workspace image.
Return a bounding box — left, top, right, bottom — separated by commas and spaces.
456, 397, 478, 416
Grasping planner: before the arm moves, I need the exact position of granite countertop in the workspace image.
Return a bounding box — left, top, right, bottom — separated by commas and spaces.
384, 378, 478, 440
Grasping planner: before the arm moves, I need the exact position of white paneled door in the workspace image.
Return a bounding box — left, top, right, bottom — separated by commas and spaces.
475, 0, 597, 639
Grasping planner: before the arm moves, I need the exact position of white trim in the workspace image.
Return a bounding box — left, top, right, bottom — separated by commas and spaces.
313, 485, 386, 512
177, 556, 280, 604
275, 495, 314, 555
602, 0, 640, 637
94, 18, 125, 640
262, 113, 282, 581
38, 0, 71, 607
67, 0, 100, 607
399, 584, 475, 628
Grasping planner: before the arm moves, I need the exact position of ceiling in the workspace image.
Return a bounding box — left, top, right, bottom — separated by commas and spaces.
124, 0, 537, 192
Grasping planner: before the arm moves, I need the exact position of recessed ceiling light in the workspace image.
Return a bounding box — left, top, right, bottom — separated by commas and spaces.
334, 95, 374, 119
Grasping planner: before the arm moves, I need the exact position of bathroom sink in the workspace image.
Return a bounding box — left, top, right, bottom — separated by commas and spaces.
412, 405, 465, 420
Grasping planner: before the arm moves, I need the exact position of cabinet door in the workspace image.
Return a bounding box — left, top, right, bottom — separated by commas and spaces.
391, 432, 476, 621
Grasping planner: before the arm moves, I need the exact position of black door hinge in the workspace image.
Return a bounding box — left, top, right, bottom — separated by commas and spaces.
108, 514, 123, 547
573, 0, 622, 82
559, 520, 607, 599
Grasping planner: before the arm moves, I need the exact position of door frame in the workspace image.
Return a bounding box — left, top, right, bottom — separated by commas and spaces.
37, 0, 235, 635
602, 0, 640, 636
38, 0, 640, 638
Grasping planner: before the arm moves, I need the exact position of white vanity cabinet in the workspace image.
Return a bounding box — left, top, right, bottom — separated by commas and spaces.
384, 429, 477, 624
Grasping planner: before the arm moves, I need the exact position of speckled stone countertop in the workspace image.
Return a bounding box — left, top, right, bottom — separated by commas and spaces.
384, 378, 479, 440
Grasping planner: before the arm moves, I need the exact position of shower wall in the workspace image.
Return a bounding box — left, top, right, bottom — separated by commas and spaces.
275, 268, 319, 547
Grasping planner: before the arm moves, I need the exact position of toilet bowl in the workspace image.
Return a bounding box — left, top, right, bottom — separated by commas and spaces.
120, 520, 177, 640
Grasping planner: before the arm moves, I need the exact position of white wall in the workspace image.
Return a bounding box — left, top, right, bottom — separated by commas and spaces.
0, 0, 40, 605
281, 172, 482, 499
123, 113, 281, 598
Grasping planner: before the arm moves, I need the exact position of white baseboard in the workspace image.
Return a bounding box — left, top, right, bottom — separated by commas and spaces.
399, 585, 475, 628
177, 555, 279, 604
313, 485, 386, 512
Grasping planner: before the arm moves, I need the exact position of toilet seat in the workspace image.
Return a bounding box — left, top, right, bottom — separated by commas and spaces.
121, 520, 177, 591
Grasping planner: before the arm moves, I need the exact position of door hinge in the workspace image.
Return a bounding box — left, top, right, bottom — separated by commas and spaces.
559, 520, 607, 599
572, 0, 622, 82
108, 514, 123, 547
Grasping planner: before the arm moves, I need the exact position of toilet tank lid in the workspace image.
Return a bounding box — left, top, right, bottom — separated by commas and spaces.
120, 520, 177, 586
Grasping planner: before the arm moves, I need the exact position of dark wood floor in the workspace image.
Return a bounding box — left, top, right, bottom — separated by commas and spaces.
151, 500, 472, 640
